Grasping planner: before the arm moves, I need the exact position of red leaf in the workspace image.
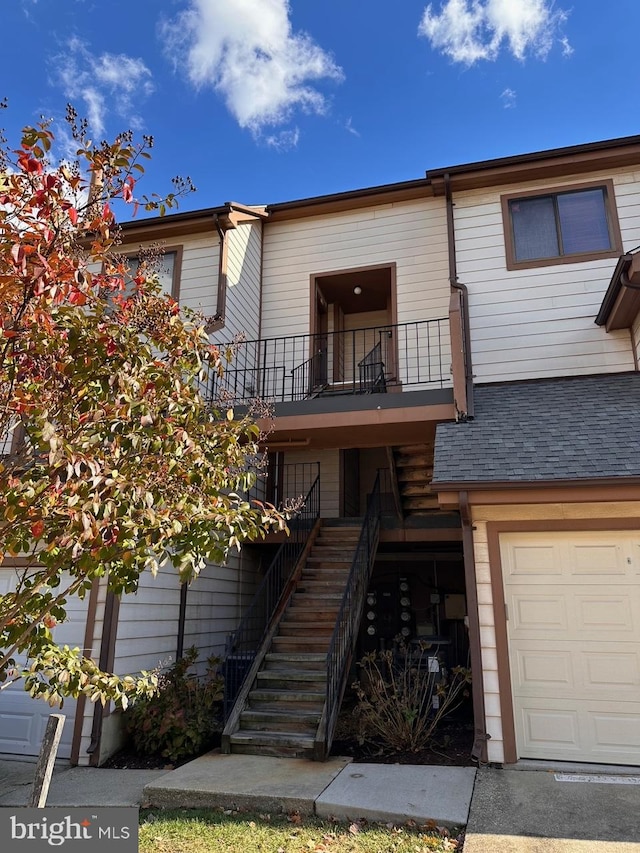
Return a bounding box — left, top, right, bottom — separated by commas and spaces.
31, 520, 44, 539
68, 207, 78, 225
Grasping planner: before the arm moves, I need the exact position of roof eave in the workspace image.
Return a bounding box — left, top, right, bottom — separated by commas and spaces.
428, 136, 640, 195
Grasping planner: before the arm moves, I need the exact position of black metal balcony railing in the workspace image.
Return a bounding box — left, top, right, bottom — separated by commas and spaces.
208, 318, 450, 406
222, 465, 321, 719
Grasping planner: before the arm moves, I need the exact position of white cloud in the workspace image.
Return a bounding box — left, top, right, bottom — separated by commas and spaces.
560, 36, 573, 57
160, 0, 343, 136
345, 117, 360, 137
264, 128, 300, 151
418, 0, 570, 65
500, 87, 516, 108
53, 38, 154, 137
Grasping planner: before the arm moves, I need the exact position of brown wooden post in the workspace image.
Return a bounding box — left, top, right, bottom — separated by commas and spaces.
449, 289, 468, 420
28, 713, 66, 808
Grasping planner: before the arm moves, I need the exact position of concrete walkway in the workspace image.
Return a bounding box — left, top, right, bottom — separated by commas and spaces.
465, 767, 640, 853
0, 753, 476, 827
2, 755, 640, 852
143, 752, 476, 826
0, 759, 167, 808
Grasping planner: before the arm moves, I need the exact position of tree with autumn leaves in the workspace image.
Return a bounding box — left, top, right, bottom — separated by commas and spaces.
0, 108, 285, 711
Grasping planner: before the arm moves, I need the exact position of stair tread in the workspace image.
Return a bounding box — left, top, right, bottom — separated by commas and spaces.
250, 688, 325, 699
241, 709, 320, 722
258, 669, 325, 680
230, 730, 315, 746
265, 653, 327, 661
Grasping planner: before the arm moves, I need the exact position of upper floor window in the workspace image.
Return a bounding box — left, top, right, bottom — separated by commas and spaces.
125, 247, 181, 300
501, 180, 622, 270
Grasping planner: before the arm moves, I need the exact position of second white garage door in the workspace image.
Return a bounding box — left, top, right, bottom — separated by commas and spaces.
500, 530, 640, 766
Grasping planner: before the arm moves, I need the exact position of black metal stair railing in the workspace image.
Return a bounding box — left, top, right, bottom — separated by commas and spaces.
315, 472, 381, 759
358, 340, 386, 393
222, 467, 321, 719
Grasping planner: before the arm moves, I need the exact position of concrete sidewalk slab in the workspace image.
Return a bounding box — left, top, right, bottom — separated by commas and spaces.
143, 752, 351, 815
0, 760, 169, 807
315, 764, 476, 827
464, 767, 640, 853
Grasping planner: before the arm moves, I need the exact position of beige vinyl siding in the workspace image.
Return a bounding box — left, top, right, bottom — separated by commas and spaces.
113, 563, 182, 677
282, 449, 340, 518
182, 549, 262, 675
470, 500, 640, 765
220, 222, 262, 342
261, 199, 451, 388
454, 168, 640, 382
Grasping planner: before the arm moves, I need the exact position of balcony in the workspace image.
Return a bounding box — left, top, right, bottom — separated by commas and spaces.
209, 318, 452, 407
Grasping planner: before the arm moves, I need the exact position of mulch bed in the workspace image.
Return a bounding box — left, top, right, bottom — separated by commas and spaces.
103, 721, 474, 770
331, 718, 475, 767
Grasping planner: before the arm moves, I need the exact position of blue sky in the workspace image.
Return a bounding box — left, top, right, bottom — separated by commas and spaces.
4, 0, 639, 212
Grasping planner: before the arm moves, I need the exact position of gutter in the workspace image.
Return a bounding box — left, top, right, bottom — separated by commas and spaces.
207, 213, 228, 332
595, 253, 635, 326
459, 491, 489, 764
444, 174, 474, 419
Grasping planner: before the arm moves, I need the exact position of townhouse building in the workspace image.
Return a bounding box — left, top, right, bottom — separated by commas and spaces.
2, 134, 639, 768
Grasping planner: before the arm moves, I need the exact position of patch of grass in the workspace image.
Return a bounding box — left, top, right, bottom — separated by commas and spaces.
139, 809, 463, 853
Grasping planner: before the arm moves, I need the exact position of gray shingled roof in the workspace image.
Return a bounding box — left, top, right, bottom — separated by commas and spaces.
432, 373, 640, 484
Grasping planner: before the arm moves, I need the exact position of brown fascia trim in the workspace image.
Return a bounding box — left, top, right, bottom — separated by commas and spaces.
435, 475, 640, 492
119, 201, 267, 242
428, 135, 640, 195
596, 251, 640, 330
265, 179, 433, 221
119, 206, 226, 242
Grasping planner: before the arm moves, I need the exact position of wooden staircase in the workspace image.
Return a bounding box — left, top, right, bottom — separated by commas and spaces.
222, 521, 362, 758
391, 442, 438, 515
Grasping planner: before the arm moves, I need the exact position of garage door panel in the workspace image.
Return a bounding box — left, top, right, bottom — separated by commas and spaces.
569, 543, 628, 576
511, 647, 574, 692
518, 704, 582, 756
510, 594, 568, 632
584, 652, 640, 690
591, 711, 640, 753
510, 641, 640, 699
576, 594, 634, 633
507, 586, 639, 638
501, 531, 640, 766
0, 569, 87, 759
507, 544, 563, 577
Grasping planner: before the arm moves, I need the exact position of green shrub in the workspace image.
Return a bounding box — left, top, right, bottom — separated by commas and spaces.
124, 646, 223, 763
352, 640, 471, 753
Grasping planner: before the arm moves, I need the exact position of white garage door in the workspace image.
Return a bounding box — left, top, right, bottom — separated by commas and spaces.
501, 531, 640, 766
0, 569, 88, 759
